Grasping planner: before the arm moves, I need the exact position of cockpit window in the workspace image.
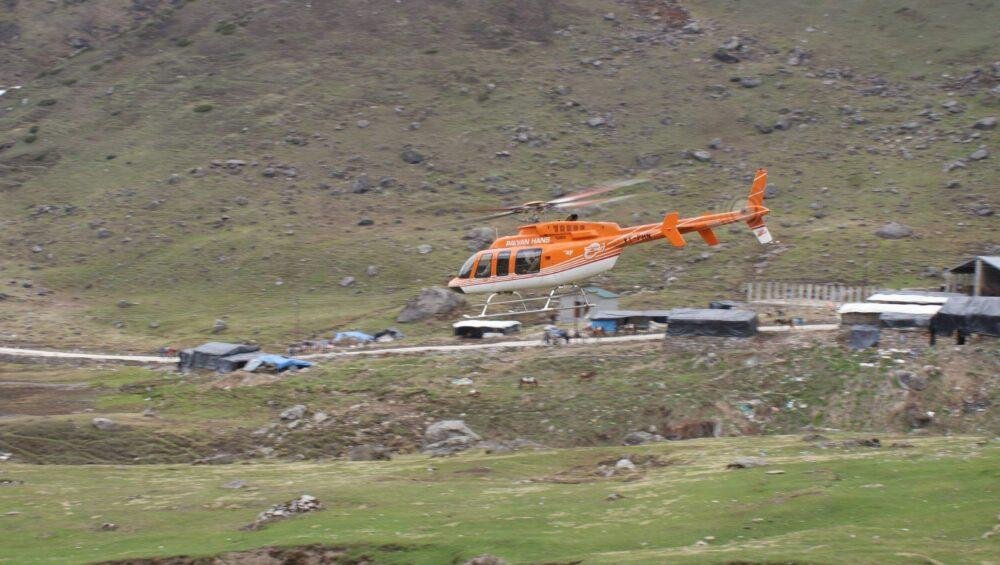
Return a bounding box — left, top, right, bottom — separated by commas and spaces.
458, 255, 475, 278
474, 252, 493, 278
514, 248, 542, 275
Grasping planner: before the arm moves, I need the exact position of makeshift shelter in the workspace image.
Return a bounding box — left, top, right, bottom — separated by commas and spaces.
878, 312, 932, 328
558, 287, 619, 322
178, 342, 260, 372
332, 331, 374, 344
244, 354, 313, 372
945, 256, 1000, 296
837, 303, 941, 327
930, 296, 1000, 338
453, 320, 521, 338
666, 309, 758, 337
588, 310, 673, 332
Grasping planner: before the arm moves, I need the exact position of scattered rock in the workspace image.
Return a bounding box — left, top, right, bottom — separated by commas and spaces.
416, 244, 433, 254
347, 444, 392, 461
96, 228, 112, 239
712, 49, 740, 64
356, 119, 370, 128
280, 404, 307, 421
689, 150, 712, 162
221, 480, 246, 489
365, 265, 380, 277
755, 124, 773, 134
726, 457, 766, 469
357, 218, 374, 226
211, 319, 227, 334
969, 148, 989, 161
708, 138, 723, 149
463, 556, 507, 565
397, 287, 466, 323
894, 370, 927, 391
401, 148, 425, 164
874, 222, 913, 239
622, 431, 665, 445
99, 522, 119, 531
351, 175, 371, 193
586, 116, 606, 127
635, 154, 661, 169
606, 492, 625, 501
972, 116, 996, 130
91, 418, 117, 431
339, 276, 355, 287
842, 438, 881, 448
738, 76, 762, 88
422, 420, 481, 456
243, 495, 322, 530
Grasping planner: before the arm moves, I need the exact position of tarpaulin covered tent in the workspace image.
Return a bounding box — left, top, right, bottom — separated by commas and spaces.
453, 320, 521, 338
930, 296, 1000, 337
666, 309, 758, 337
879, 312, 932, 328
244, 354, 313, 372
178, 342, 260, 372
332, 331, 374, 343
588, 310, 674, 332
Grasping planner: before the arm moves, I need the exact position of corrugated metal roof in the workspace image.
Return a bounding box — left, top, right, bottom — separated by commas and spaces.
452, 320, 521, 329
867, 293, 956, 305
589, 310, 674, 320
948, 256, 1000, 274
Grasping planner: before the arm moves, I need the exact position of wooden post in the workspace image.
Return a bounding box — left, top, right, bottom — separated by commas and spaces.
974, 258, 983, 297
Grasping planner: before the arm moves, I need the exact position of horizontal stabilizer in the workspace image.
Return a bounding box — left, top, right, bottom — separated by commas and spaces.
698, 228, 719, 246
662, 212, 686, 247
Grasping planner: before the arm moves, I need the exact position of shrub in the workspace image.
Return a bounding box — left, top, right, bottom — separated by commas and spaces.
38, 99, 58, 107
193, 104, 214, 113
29, 126, 39, 134
175, 37, 192, 47
61, 78, 78, 86
23, 134, 37, 144
215, 21, 236, 35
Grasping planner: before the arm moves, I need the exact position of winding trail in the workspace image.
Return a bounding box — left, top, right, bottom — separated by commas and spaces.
0, 324, 838, 365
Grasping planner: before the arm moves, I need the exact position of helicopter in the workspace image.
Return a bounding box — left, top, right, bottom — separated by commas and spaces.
448, 168, 772, 318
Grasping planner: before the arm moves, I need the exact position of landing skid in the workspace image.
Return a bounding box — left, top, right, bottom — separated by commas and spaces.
463, 286, 594, 319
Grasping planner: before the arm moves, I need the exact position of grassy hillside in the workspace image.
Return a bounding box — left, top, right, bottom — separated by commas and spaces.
1, 0, 998, 352
0, 435, 996, 564
2, 331, 996, 464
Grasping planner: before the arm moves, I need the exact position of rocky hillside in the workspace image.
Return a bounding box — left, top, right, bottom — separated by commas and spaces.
1, 0, 997, 350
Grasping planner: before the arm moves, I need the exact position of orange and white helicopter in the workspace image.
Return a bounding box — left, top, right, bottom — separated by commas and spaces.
448, 168, 772, 318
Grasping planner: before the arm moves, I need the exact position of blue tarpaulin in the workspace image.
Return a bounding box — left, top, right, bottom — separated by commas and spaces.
332, 331, 374, 343
244, 354, 313, 372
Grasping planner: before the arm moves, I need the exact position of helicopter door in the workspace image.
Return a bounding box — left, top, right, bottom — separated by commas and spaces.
514, 248, 542, 275
474, 252, 493, 278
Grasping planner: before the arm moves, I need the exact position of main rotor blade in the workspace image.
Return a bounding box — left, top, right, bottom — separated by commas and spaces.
553, 194, 635, 209
548, 178, 647, 205
456, 210, 522, 224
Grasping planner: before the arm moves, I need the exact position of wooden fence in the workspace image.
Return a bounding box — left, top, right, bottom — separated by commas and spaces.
744, 282, 880, 304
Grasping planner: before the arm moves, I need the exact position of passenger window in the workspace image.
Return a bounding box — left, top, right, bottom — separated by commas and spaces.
474, 253, 493, 278
514, 248, 542, 275
496, 250, 511, 276
458, 255, 475, 278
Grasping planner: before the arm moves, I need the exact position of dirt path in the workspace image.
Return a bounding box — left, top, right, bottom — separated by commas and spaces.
0, 324, 838, 365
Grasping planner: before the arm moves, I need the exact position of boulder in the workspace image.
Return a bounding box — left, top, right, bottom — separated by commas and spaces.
463, 227, 496, 251
397, 287, 466, 323
874, 222, 913, 239
347, 444, 392, 461
422, 420, 481, 455
689, 150, 712, 162
211, 319, 227, 334
894, 370, 927, 392
91, 417, 117, 431
969, 148, 989, 161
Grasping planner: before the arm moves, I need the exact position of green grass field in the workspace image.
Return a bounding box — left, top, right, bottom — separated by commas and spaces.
0, 435, 996, 564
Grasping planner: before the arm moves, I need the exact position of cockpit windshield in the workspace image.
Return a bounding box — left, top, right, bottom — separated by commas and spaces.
458, 255, 476, 278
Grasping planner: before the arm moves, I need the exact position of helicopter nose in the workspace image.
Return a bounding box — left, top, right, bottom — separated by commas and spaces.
448, 279, 466, 293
